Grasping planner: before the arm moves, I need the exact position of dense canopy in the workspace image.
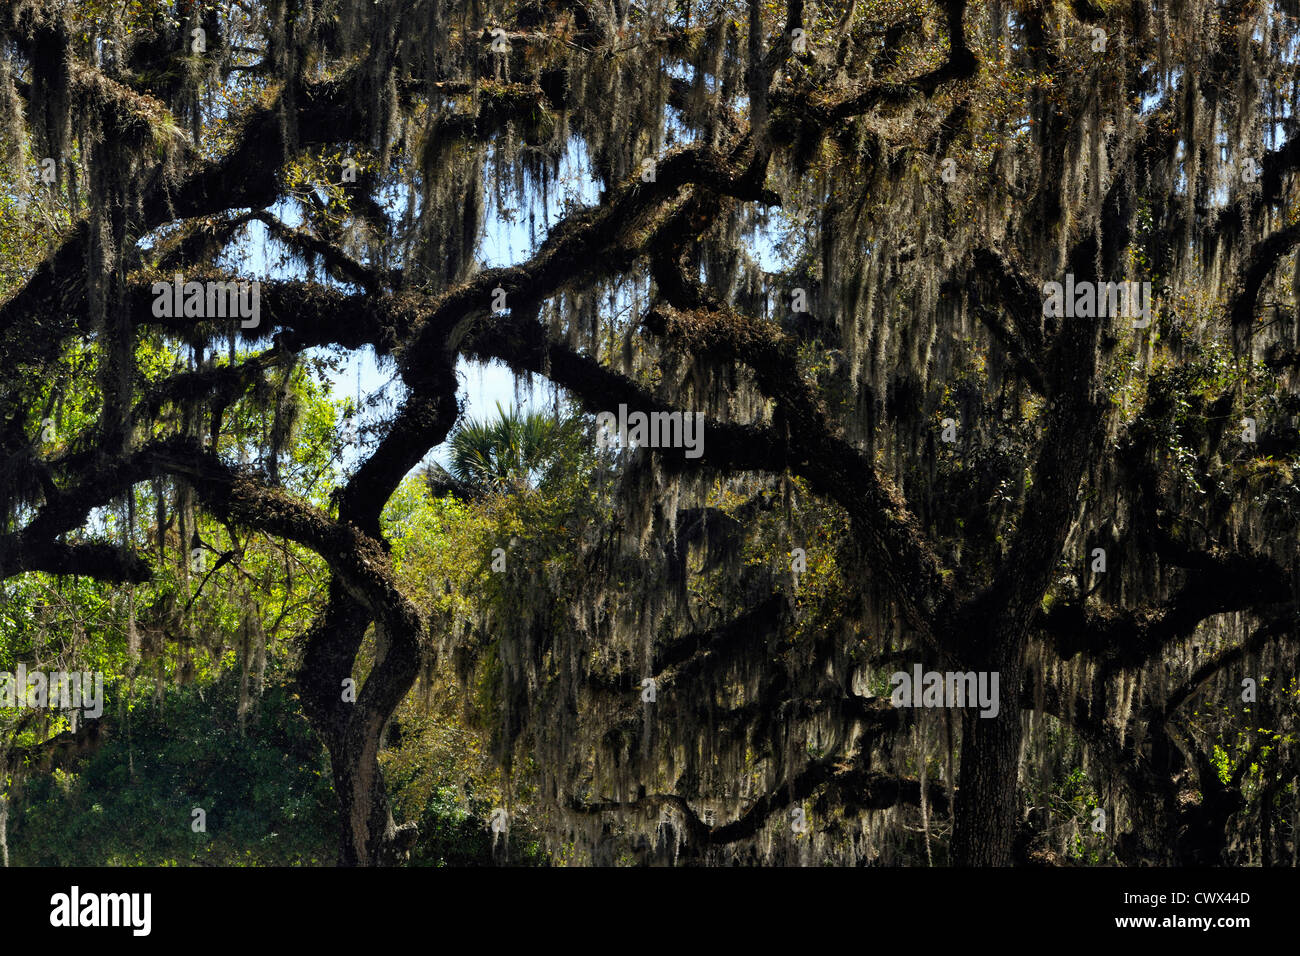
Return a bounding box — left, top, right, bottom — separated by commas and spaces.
0, 0, 1298, 867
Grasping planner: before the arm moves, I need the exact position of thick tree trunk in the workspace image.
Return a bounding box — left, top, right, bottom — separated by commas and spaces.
950, 633, 1024, 865
298, 585, 421, 866
330, 721, 417, 866
945, 276, 1108, 864
951, 713, 1021, 864
292, 390, 456, 866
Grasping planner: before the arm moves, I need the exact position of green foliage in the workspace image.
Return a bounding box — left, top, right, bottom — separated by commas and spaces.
9, 665, 542, 866
10, 675, 336, 866
442, 402, 589, 496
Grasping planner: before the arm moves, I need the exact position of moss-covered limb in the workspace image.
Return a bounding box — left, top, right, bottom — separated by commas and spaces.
524, 0, 614, 46
9, 62, 187, 154
25, 351, 282, 502
1229, 222, 1300, 334
1041, 556, 1294, 673
645, 199, 727, 310
770, 0, 976, 125
127, 353, 280, 435
0, 67, 370, 353
968, 247, 1048, 389
565, 791, 713, 844
335, 382, 461, 545
643, 301, 955, 646
567, 761, 950, 849
150, 213, 262, 275
0, 539, 151, 583
4, 2, 172, 155
585, 593, 790, 694
2, 445, 160, 562
0, 429, 150, 586
1149, 612, 1294, 725
246, 212, 387, 293
587, 625, 907, 808
393, 142, 780, 384
138, 72, 367, 223
144, 439, 413, 625
664, 690, 904, 760
642, 248, 953, 627
123, 275, 405, 354
460, 311, 786, 474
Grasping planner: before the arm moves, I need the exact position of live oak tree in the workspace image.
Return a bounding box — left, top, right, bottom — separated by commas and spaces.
1, 0, 1298, 866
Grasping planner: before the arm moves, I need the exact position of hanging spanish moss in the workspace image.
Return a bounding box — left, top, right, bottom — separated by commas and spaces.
0, 0, 1297, 869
